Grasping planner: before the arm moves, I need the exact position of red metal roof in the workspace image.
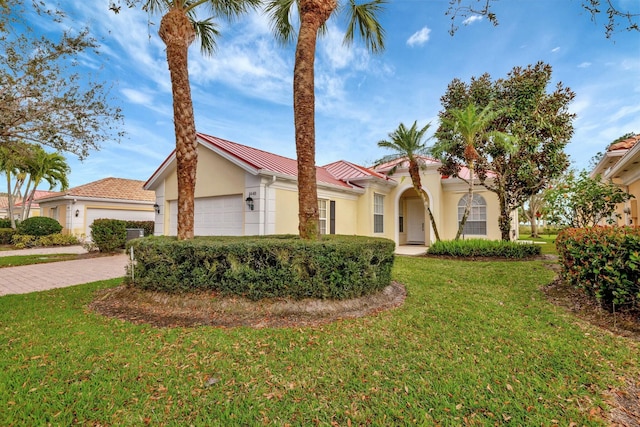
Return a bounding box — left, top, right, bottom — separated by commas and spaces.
198, 133, 353, 189
323, 160, 391, 181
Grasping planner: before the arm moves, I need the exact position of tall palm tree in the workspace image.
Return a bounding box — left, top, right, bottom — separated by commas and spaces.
134, 0, 260, 240
375, 121, 441, 242
266, 0, 385, 240
0, 142, 30, 228
430, 102, 502, 240
21, 147, 70, 219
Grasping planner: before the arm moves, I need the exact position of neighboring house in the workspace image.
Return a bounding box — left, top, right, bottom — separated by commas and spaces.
37, 177, 156, 238
590, 134, 640, 227
145, 133, 513, 246
0, 190, 55, 220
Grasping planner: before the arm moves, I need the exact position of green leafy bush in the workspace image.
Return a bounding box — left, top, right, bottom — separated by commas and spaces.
556, 226, 640, 310
0, 219, 12, 228
427, 239, 541, 258
16, 216, 62, 236
90, 219, 127, 253
126, 235, 395, 300
0, 228, 15, 244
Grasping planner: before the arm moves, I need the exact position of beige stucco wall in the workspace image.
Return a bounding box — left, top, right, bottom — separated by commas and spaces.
41, 203, 69, 234
163, 149, 246, 202
274, 188, 298, 234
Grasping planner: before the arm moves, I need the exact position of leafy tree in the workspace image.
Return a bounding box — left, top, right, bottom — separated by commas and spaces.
111, 0, 260, 240
435, 62, 575, 241
0, 2, 123, 159
447, 0, 639, 38
375, 121, 441, 242
266, 0, 385, 240
544, 169, 634, 228
519, 193, 545, 238
430, 102, 509, 240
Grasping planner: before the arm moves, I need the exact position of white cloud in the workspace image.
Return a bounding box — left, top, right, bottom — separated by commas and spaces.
407, 27, 431, 47
121, 88, 154, 106
551, 47, 560, 53
578, 62, 592, 68
462, 15, 483, 25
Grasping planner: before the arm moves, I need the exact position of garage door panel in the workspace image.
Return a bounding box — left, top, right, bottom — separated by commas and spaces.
168, 195, 243, 236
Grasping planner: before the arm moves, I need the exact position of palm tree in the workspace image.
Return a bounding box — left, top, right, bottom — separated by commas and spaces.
0, 142, 30, 228
132, 0, 260, 240
266, 0, 385, 240
430, 102, 502, 240
375, 121, 441, 242
21, 147, 70, 219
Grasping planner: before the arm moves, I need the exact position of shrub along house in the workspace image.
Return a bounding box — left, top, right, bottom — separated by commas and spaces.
37, 177, 156, 239
590, 134, 640, 227
145, 133, 514, 246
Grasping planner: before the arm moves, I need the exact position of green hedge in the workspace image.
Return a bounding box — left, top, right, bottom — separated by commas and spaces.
0, 228, 15, 244
16, 216, 62, 236
125, 235, 395, 300
0, 219, 13, 228
556, 227, 640, 310
427, 239, 541, 258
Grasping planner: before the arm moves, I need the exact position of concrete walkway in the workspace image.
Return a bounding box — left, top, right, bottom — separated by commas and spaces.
0, 246, 129, 297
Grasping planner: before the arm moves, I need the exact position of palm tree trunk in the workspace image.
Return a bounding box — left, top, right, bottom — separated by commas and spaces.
293, 0, 336, 240
456, 164, 474, 240
159, 8, 198, 240
407, 161, 441, 242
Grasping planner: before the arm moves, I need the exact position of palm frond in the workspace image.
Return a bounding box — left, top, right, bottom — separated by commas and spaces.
142, 0, 170, 15
188, 0, 262, 20
344, 0, 386, 53
192, 17, 220, 55
265, 0, 297, 45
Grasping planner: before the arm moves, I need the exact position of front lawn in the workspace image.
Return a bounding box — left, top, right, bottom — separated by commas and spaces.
0, 253, 84, 267
0, 257, 637, 425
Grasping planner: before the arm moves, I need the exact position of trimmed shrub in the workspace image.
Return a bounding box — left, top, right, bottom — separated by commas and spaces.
0, 218, 12, 228
16, 216, 62, 236
427, 239, 541, 258
91, 219, 127, 253
126, 235, 396, 300
0, 228, 15, 244
11, 233, 79, 249
125, 220, 154, 237
556, 226, 640, 310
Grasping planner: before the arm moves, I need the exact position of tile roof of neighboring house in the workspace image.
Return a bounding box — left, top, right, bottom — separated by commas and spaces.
14, 190, 56, 207
373, 156, 441, 175
198, 133, 354, 189
608, 134, 640, 151
38, 177, 155, 202
0, 195, 8, 210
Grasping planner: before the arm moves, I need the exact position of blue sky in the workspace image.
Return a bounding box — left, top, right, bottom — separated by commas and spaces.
27, 0, 640, 189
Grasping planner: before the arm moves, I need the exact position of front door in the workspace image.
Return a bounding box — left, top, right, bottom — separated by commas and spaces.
406, 198, 425, 244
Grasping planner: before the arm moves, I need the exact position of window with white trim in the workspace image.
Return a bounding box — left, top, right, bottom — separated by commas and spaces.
318, 199, 328, 235
374, 193, 384, 233
458, 194, 487, 235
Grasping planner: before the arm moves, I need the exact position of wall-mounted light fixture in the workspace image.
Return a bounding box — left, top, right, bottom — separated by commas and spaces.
623, 207, 632, 215
75, 209, 79, 217
153, 203, 160, 214
245, 196, 254, 211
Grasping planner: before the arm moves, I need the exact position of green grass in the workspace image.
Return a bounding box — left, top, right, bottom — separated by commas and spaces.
0, 253, 82, 267
0, 258, 637, 425
518, 234, 558, 255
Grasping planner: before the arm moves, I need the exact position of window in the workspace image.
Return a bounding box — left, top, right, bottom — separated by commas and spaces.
399, 201, 404, 233
318, 199, 327, 235
458, 194, 487, 235
374, 193, 384, 233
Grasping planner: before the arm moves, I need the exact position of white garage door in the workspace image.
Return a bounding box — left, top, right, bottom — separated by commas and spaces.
169, 195, 243, 236
86, 208, 155, 238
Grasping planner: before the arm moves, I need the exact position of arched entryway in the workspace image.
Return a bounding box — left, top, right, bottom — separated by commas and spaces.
397, 188, 429, 246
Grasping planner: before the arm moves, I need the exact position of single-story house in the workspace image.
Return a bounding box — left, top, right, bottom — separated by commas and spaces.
590, 134, 639, 226
37, 177, 156, 239
145, 133, 516, 246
